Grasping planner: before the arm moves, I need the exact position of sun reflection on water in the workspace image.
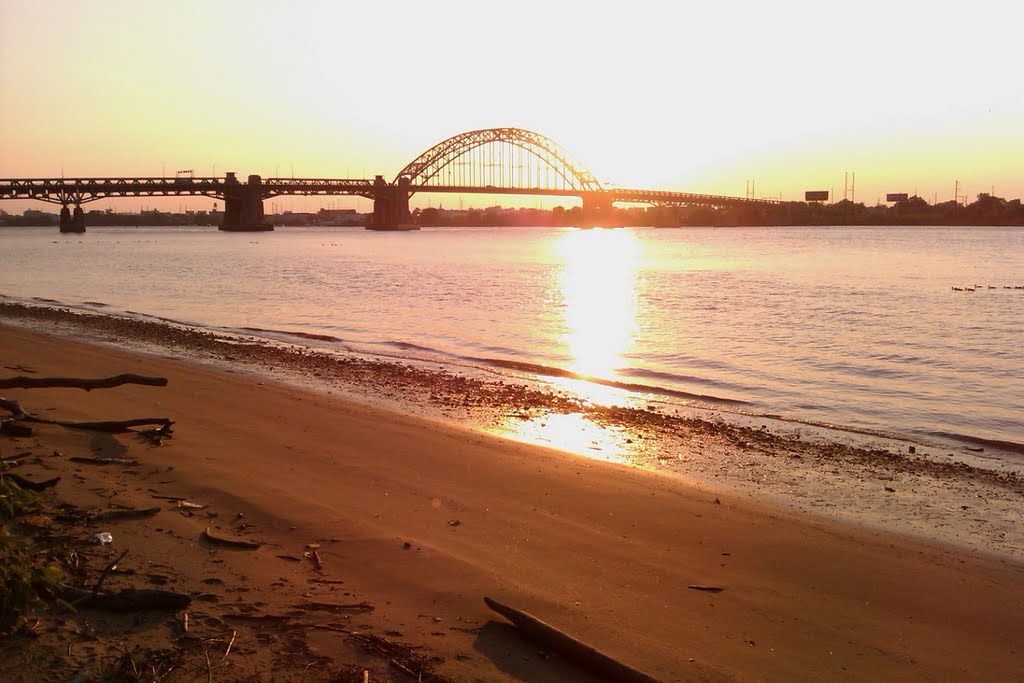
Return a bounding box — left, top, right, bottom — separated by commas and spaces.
554, 228, 639, 403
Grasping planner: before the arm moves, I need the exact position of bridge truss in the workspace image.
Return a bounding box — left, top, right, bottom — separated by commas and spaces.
396, 128, 603, 194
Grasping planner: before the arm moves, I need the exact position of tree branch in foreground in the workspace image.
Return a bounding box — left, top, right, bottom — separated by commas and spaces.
0, 374, 168, 391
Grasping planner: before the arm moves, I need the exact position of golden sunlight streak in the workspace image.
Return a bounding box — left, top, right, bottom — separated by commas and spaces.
555, 229, 639, 382
491, 412, 636, 463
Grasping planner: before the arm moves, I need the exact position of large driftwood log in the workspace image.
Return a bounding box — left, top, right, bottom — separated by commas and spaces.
0, 374, 168, 391
29, 417, 174, 433
59, 585, 191, 612
484, 596, 660, 683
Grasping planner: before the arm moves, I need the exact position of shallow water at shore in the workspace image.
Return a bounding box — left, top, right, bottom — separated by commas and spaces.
1, 224, 1021, 458
2, 302, 1022, 562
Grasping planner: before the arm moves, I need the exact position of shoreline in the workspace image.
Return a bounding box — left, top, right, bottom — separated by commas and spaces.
1, 315, 1023, 680
3, 316, 1023, 681
1, 299, 1022, 563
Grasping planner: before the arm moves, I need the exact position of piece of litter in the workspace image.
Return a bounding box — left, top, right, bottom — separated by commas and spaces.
89, 532, 113, 545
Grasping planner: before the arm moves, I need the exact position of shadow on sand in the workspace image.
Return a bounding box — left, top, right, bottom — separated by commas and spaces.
473, 621, 605, 683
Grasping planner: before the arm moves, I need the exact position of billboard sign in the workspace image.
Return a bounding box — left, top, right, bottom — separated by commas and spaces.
805, 190, 829, 201
886, 193, 909, 202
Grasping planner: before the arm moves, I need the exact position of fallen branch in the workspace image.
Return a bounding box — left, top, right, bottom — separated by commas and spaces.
59, 585, 191, 612
6, 473, 60, 491
483, 596, 659, 683
91, 506, 161, 522
203, 526, 261, 549
0, 373, 168, 391
28, 417, 174, 433
70, 456, 140, 466
0, 420, 33, 437
293, 601, 374, 614
0, 451, 33, 464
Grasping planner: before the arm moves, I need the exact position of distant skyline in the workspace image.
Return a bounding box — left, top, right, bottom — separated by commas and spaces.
1, 0, 1021, 213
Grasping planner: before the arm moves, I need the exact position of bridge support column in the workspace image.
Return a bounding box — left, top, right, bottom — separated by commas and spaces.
581, 192, 616, 228
59, 204, 86, 233
369, 176, 415, 230
219, 173, 273, 232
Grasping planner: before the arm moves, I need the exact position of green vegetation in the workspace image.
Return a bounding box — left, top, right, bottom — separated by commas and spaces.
0, 465, 70, 634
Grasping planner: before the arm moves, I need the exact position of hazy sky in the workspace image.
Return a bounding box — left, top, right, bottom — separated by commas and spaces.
1, 0, 1021, 212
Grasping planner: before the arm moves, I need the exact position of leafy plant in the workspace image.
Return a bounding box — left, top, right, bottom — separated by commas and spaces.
0, 464, 38, 521
0, 534, 65, 633
0, 465, 67, 634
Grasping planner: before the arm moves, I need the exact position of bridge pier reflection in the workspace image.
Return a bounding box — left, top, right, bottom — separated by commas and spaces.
59, 204, 86, 233
219, 173, 273, 232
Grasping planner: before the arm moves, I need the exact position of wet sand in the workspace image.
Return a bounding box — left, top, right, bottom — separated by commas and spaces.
2, 306, 1023, 681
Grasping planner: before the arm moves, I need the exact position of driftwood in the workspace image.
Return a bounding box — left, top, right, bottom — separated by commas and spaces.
203, 526, 261, 549
28, 417, 174, 433
293, 601, 374, 614
91, 506, 161, 522
0, 373, 168, 391
59, 584, 191, 612
484, 597, 660, 683
0, 451, 33, 464
0, 420, 34, 437
0, 397, 28, 417
6, 473, 60, 491
70, 456, 140, 466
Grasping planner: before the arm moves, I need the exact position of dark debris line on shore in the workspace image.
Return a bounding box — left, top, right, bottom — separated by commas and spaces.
2, 299, 1020, 496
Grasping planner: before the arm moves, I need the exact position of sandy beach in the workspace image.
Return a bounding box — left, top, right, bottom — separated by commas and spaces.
2, 314, 1023, 682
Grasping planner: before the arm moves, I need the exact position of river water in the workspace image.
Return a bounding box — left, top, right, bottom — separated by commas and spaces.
1, 224, 1021, 458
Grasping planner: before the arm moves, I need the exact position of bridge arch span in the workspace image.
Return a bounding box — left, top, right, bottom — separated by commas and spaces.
394, 128, 603, 194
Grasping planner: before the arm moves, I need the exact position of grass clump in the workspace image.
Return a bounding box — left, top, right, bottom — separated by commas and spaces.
0, 464, 68, 634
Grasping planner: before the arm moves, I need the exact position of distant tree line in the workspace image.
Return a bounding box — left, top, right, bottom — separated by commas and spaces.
3, 193, 1021, 228
413, 193, 1024, 227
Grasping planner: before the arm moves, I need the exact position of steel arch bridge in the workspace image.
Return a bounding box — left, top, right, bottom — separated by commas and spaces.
395, 127, 603, 194
0, 126, 780, 232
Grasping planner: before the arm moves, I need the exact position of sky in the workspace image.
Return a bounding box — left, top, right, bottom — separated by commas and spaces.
1, 0, 1021, 213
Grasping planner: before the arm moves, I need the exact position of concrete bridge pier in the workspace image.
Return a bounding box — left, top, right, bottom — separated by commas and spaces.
219, 173, 273, 232
59, 204, 86, 233
369, 176, 414, 230
581, 192, 615, 227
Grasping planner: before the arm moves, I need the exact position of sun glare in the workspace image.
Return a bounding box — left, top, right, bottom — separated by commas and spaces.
493, 412, 635, 464
555, 228, 639, 381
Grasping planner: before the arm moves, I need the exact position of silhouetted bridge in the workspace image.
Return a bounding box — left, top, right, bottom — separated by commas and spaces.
0, 128, 779, 232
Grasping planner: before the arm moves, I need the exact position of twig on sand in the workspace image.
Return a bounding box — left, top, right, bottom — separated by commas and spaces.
220, 630, 237, 664
86, 549, 130, 600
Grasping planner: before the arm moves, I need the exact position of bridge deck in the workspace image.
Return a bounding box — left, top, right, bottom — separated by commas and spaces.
1, 177, 780, 208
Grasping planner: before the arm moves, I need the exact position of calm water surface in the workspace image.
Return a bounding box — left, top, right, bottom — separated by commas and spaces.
1, 224, 1021, 453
